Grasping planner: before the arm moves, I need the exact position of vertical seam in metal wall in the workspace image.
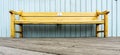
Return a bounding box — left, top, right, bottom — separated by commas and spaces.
4, 0, 6, 37
101, 0, 103, 37
75, 0, 76, 37
5, 0, 7, 37
3, 0, 4, 37
29, 0, 31, 37
95, 0, 97, 35
44, 0, 45, 37
23, 0, 28, 37
111, 0, 113, 37
106, 0, 108, 37
45, 0, 46, 12
64, 0, 66, 37
6, 0, 8, 37
0, 2, 2, 36
49, 0, 51, 37
60, 0, 61, 37
39, 0, 40, 11
33, 0, 36, 37
36, 0, 38, 37
55, 0, 56, 37
38, 0, 40, 37
70, 0, 71, 37
80, 0, 82, 37
46, 0, 47, 37
22, 1, 24, 36
1, 0, 3, 37
116, 0, 118, 37
0, 1, 1, 36
3, 0, 6, 35
47, 0, 49, 37
85, 0, 87, 37
24, 0, 26, 37
23, 0, 24, 37
78, 0, 80, 37
8, 0, 10, 37
49, 0, 51, 11
18, 0, 19, 37
60, 0, 61, 12
62, 0, 64, 37
91, 0, 92, 37
48, 0, 50, 37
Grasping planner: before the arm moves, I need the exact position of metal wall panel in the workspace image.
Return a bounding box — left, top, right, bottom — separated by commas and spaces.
0, 0, 119, 37
117, 0, 120, 36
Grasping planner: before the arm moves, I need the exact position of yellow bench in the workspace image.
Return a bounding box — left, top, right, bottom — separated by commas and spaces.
9, 10, 109, 38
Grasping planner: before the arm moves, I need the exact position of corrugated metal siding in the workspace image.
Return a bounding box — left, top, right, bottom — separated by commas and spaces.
0, 0, 119, 37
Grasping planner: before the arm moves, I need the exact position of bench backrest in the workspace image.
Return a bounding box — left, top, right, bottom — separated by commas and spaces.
19, 12, 98, 21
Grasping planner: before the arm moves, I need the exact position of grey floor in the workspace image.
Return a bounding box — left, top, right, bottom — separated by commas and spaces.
0, 46, 55, 55
0, 37, 120, 55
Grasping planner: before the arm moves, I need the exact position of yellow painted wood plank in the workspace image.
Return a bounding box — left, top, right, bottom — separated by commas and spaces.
21, 12, 97, 17
21, 17, 97, 20
62, 12, 97, 16
15, 20, 104, 24
22, 12, 58, 16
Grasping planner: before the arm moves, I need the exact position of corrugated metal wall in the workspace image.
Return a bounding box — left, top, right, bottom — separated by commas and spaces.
0, 0, 119, 37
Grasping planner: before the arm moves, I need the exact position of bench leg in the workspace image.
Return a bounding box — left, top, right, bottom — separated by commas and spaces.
19, 24, 23, 38
104, 15, 108, 38
96, 24, 99, 37
104, 25, 108, 38
11, 22, 15, 38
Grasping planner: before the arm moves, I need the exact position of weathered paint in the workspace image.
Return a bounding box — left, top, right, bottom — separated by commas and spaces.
0, 0, 119, 37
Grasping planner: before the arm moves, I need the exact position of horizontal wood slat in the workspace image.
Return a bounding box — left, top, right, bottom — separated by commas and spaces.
22, 12, 57, 16
62, 12, 97, 16
15, 20, 104, 24
21, 17, 97, 20
21, 12, 97, 17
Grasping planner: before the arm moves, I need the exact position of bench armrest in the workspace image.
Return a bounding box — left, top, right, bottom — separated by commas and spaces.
96, 10, 109, 21
96, 10, 109, 15
9, 10, 23, 21
9, 10, 22, 15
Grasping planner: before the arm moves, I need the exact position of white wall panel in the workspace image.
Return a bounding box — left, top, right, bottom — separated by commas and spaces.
112, 0, 117, 37
107, 0, 112, 37
117, 0, 120, 36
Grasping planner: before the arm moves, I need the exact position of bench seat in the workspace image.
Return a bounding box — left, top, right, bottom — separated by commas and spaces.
15, 20, 104, 24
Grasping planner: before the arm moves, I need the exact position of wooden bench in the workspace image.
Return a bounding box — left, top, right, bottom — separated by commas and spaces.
9, 10, 109, 38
